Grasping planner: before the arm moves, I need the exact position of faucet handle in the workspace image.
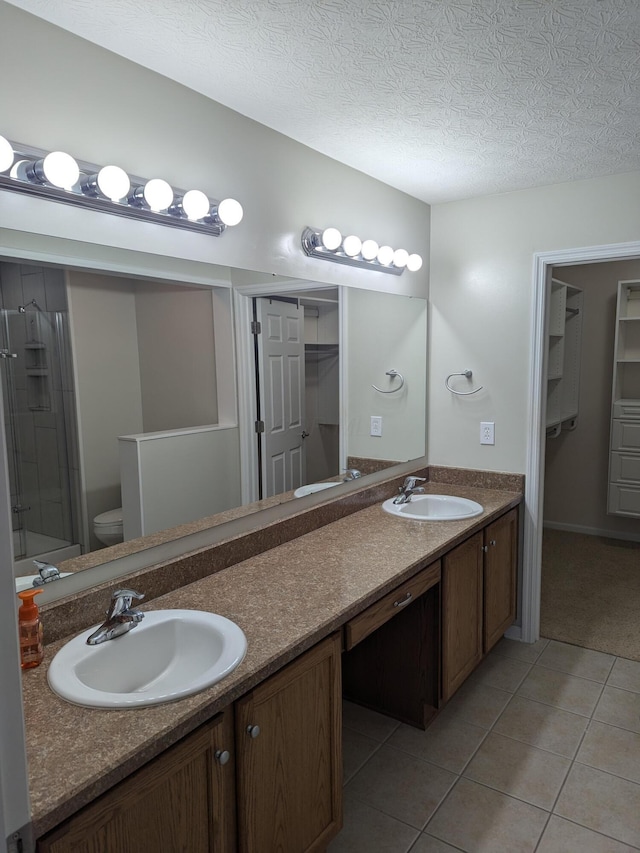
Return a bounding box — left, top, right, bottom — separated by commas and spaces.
109, 588, 144, 616
343, 468, 362, 481
403, 476, 426, 489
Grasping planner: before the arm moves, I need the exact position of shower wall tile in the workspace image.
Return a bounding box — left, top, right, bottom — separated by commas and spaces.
0, 263, 23, 309
40, 498, 65, 540
43, 268, 67, 311
21, 269, 46, 307
35, 426, 61, 492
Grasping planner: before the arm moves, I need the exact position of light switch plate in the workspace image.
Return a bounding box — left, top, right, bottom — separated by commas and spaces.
480, 421, 495, 445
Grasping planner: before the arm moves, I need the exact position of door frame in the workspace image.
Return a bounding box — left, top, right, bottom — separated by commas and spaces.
522, 240, 640, 643
233, 281, 344, 506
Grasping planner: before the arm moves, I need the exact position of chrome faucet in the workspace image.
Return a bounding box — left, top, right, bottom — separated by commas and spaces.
343, 468, 362, 481
32, 559, 61, 586
86, 589, 145, 645
393, 476, 427, 504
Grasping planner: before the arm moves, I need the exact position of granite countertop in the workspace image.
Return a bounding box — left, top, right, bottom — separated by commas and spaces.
22, 478, 521, 839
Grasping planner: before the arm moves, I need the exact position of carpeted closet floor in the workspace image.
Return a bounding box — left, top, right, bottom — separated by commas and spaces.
541, 528, 640, 662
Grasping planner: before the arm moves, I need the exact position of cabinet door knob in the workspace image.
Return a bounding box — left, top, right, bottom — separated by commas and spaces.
247, 724, 261, 739
489, 539, 497, 546
215, 749, 230, 765
482, 545, 488, 553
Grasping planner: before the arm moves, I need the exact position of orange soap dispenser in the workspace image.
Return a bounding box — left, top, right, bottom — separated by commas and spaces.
17, 588, 44, 670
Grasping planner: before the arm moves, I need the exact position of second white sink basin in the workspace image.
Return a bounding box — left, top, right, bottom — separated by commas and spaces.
48, 610, 247, 709
383, 494, 483, 521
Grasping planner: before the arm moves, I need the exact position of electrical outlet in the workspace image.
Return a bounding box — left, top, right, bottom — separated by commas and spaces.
370, 415, 383, 437
480, 421, 495, 445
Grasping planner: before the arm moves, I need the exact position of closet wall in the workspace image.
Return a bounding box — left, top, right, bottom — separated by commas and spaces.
544, 259, 640, 539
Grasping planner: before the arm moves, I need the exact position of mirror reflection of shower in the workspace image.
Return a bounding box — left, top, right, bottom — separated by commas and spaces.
0, 262, 82, 588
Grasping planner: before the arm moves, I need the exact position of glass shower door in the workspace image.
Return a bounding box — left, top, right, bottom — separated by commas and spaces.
0, 307, 76, 561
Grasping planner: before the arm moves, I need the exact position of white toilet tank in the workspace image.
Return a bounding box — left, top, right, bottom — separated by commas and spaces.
93, 507, 124, 546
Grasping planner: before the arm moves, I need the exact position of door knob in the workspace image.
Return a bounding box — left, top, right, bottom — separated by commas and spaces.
215, 749, 230, 765
247, 724, 261, 738
301, 431, 310, 439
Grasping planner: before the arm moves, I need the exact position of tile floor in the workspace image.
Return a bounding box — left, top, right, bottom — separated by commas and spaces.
328, 637, 640, 852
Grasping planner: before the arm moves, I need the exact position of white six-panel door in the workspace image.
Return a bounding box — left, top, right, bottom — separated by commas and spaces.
256, 298, 306, 497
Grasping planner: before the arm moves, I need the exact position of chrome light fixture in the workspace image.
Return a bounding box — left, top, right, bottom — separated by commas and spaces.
301, 226, 422, 275
0, 135, 243, 236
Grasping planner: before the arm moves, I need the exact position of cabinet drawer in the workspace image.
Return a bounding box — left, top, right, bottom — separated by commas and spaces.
610, 451, 640, 485
344, 561, 440, 650
608, 483, 640, 517
611, 419, 640, 452
613, 400, 640, 420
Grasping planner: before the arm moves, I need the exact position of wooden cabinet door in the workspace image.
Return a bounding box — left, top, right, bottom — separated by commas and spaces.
484, 508, 518, 653
442, 532, 483, 702
235, 632, 342, 853
37, 710, 236, 853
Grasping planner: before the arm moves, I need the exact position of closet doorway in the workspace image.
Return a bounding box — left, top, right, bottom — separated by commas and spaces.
523, 240, 640, 650
540, 260, 640, 659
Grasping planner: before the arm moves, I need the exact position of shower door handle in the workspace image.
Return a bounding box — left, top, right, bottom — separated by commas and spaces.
0, 349, 18, 359
12, 504, 31, 514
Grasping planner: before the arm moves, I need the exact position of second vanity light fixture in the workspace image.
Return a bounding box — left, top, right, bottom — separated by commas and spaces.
301, 226, 423, 275
0, 135, 243, 236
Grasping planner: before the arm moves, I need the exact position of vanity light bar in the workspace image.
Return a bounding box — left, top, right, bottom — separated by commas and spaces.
301, 226, 423, 275
0, 135, 243, 236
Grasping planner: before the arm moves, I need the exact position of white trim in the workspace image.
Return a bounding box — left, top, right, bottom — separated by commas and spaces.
0, 380, 31, 846
233, 290, 259, 505
543, 520, 640, 543
524, 241, 640, 645
339, 287, 348, 470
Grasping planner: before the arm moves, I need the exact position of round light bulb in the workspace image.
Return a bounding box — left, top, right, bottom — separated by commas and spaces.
321, 227, 342, 251
217, 198, 243, 226
182, 189, 210, 221
96, 165, 130, 202
10, 159, 27, 179
407, 253, 423, 272
42, 151, 79, 190
143, 178, 174, 211
393, 248, 409, 268
377, 245, 394, 265
0, 136, 14, 173
361, 239, 379, 261
342, 234, 362, 257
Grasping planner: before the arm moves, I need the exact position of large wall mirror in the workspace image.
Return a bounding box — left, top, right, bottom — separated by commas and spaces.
0, 252, 427, 601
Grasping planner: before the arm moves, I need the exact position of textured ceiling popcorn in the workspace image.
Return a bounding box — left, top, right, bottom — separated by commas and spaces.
4, 0, 640, 202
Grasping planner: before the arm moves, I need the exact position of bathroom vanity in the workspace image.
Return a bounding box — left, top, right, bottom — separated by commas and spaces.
23, 468, 522, 853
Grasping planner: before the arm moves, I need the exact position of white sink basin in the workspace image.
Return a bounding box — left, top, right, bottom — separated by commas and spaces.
294, 481, 341, 498
48, 610, 247, 709
382, 494, 483, 521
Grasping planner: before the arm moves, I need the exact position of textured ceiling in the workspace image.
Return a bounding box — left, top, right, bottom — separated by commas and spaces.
5, 0, 640, 203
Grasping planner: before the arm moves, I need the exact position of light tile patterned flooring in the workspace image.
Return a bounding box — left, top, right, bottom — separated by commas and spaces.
328, 638, 640, 852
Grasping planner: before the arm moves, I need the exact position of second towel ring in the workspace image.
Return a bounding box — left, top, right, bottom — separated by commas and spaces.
372, 369, 405, 394
445, 369, 483, 396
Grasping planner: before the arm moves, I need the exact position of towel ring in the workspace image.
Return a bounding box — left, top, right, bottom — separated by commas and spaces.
372, 369, 405, 394
445, 369, 483, 396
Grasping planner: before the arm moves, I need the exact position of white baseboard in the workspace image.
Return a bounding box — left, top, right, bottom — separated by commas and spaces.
543, 520, 640, 543
504, 625, 522, 641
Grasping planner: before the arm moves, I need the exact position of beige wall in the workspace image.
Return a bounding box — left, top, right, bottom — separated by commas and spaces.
0, 3, 430, 300
544, 260, 640, 536
67, 272, 143, 545
134, 282, 218, 431
346, 289, 427, 461
430, 172, 640, 475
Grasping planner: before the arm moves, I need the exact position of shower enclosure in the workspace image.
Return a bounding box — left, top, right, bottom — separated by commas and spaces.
0, 268, 81, 574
